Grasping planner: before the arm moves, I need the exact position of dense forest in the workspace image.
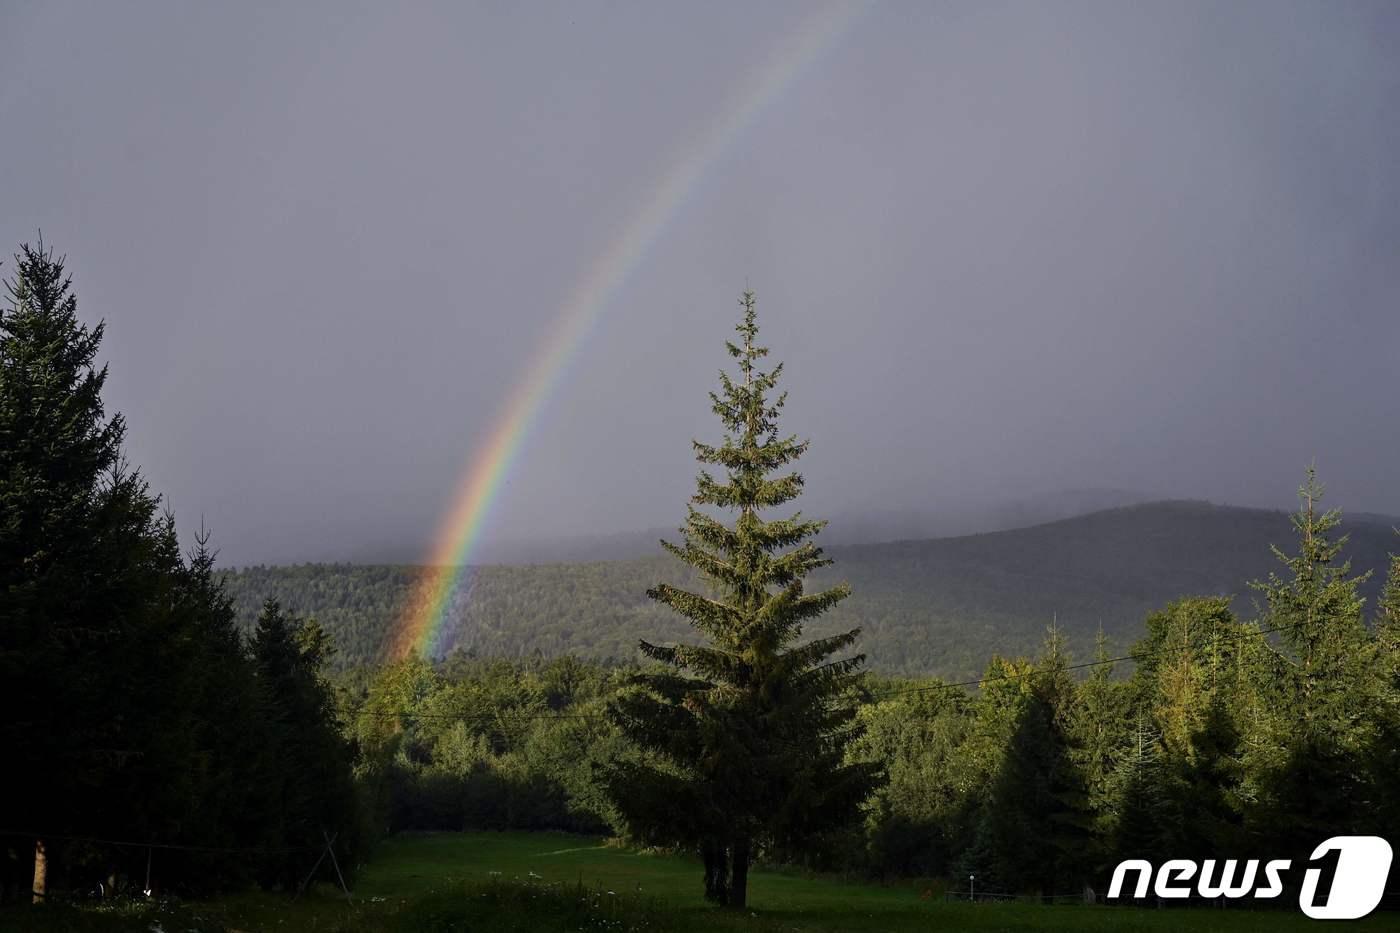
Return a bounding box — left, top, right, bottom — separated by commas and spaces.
338, 476, 1400, 901
222, 501, 1398, 678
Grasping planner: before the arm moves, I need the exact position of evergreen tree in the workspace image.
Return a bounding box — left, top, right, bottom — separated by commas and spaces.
1251, 468, 1371, 737
0, 241, 362, 899
851, 687, 971, 879
1070, 630, 1129, 874
1378, 538, 1400, 665
1110, 718, 1169, 875
1364, 537, 1400, 845
605, 292, 881, 908
1175, 690, 1245, 856
0, 241, 150, 900
979, 630, 1090, 897
1248, 469, 1372, 854
251, 599, 358, 889
961, 656, 1029, 790
951, 655, 1029, 891
173, 528, 278, 885
1128, 596, 1248, 857
1232, 627, 1293, 843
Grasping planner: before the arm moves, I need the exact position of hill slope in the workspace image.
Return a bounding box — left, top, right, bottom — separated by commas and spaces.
222, 501, 1398, 678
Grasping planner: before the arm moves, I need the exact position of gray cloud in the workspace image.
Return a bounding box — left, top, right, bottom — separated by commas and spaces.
2, 0, 1397, 566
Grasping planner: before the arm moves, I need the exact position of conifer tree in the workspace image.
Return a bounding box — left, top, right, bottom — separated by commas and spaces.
0, 241, 357, 897
1378, 539, 1400, 666
1175, 690, 1245, 855
1249, 469, 1372, 853
1071, 630, 1128, 872
1110, 718, 1169, 872
1251, 468, 1371, 735
0, 241, 139, 900
979, 630, 1090, 897
606, 291, 880, 908
251, 600, 358, 889
175, 528, 278, 881
1365, 537, 1400, 845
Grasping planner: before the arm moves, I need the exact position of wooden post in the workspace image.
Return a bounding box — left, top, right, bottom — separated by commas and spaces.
31, 838, 46, 904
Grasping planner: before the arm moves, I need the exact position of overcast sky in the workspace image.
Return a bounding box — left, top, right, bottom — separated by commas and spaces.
2, 1, 1397, 566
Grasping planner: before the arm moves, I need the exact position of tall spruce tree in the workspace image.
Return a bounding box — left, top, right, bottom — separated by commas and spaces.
175, 528, 279, 884
1249, 469, 1372, 853
251, 599, 358, 890
979, 630, 1090, 898
0, 241, 137, 900
1251, 468, 1371, 735
1070, 630, 1128, 875
1110, 718, 1169, 873
606, 291, 880, 909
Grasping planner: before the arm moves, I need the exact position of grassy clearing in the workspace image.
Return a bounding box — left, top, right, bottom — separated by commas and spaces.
7, 831, 1399, 932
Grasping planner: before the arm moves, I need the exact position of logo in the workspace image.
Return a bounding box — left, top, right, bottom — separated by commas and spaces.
1107, 836, 1393, 919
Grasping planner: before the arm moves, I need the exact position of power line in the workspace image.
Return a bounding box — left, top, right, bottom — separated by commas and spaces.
353, 709, 603, 723
868, 616, 1310, 700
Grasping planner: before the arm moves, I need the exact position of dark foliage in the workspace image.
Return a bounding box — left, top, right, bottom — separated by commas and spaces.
0, 242, 356, 905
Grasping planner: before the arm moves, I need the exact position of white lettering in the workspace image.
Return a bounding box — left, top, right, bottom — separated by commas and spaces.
1107, 859, 1152, 899
1107, 839, 1388, 914
1197, 859, 1257, 898
1300, 836, 1392, 920
1257, 860, 1290, 898
1154, 859, 1196, 898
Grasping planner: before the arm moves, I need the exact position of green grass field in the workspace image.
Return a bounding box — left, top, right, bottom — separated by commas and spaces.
11, 831, 1400, 932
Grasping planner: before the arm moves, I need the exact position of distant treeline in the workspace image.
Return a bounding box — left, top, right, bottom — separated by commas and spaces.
340, 483, 1400, 895
223, 500, 1398, 678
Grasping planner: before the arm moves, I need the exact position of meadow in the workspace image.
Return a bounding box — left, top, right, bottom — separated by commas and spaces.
13, 832, 1400, 932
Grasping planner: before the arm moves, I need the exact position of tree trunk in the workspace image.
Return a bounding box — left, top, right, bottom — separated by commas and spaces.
702, 838, 729, 905
728, 836, 750, 909
31, 838, 46, 905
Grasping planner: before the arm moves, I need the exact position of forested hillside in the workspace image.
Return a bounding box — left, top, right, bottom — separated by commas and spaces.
223, 500, 1398, 678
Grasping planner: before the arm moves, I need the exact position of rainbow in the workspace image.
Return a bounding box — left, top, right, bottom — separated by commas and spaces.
391, 1, 871, 660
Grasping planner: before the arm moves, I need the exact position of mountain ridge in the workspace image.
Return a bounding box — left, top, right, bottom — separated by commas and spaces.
221, 500, 1399, 679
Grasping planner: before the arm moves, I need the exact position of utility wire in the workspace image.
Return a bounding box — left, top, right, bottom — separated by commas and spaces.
868, 616, 1310, 700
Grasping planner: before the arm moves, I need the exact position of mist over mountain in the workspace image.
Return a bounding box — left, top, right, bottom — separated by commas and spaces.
223, 500, 1400, 679
266, 487, 1156, 567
